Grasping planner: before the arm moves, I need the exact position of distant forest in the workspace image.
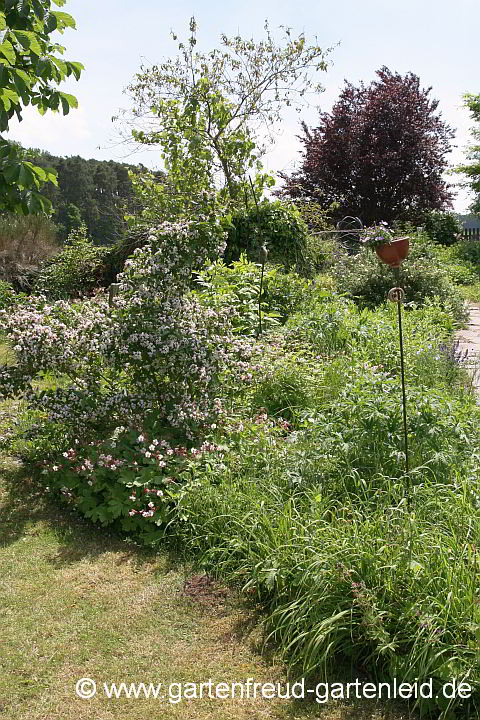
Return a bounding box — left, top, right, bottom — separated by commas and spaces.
25, 149, 145, 244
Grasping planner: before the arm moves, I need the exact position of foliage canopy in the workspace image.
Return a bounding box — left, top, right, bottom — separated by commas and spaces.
124, 18, 330, 218
455, 93, 480, 214
280, 67, 454, 225
0, 0, 83, 213
29, 149, 139, 242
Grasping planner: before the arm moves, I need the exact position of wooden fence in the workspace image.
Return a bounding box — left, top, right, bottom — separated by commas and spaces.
463, 227, 480, 241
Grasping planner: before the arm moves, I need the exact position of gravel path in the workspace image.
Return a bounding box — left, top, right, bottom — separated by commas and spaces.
455, 302, 480, 397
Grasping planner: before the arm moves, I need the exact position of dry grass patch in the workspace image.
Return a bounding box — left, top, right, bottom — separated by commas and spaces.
0, 214, 59, 289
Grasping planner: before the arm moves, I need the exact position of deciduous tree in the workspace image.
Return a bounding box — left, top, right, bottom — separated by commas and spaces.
124, 18, 331, 219
280, 67, 454, 225
455, 93, 480, 214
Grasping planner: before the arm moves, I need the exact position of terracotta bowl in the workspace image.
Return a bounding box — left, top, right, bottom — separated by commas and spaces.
375, 237, 409, 268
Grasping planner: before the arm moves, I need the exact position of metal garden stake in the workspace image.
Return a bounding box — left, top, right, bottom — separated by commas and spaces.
247, 175, 268, 337
258, 243, 268, 336
388, 280, 410, 501
375, 237, 411, 506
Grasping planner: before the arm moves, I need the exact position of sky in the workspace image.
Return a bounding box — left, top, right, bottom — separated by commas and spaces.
6, 0, 480, 212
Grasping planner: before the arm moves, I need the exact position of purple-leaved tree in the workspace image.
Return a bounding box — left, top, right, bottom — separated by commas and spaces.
280, 67, 455, 225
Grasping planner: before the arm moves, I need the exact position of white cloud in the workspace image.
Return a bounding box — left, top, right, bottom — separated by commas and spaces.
6, 104, 91, 155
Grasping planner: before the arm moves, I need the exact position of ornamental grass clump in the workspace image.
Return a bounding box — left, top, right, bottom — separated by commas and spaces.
172, 392, 480, 718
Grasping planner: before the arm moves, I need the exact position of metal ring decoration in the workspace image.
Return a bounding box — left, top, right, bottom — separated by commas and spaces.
336, 215, 363, 231
388, 287, 405, 303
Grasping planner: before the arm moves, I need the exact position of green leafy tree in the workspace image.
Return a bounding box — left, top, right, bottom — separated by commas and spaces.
24, 149, 139, 242
0, 0, 83, 213
456, 93, 480, 214
124, 18, 330, 219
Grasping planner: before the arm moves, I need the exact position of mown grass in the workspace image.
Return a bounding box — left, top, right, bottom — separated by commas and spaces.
0, 389, 411, 720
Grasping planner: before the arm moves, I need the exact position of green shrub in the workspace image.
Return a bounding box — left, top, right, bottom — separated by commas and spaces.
225, 200, 311, 273
423, 211, 463, 246
304, 233, 342, 272
453, 238, 480, 265
7, 231, 480, 720
0, 280, 23, 311
262, 268, 312, 322
285, 294, 356, 357
193, 256, 281, 335
411, 236, 480, 286
443, 260, 479, 286
249, 357, 314, 423
193, 256, 314, 333
293, 200, 336, 233
458, 282, 480, 302
336, 244, 467, 323
34, 224, 109, 299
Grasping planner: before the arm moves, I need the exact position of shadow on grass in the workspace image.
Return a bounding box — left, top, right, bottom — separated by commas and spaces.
0, 458, 184, 574
274, 698, 413, 719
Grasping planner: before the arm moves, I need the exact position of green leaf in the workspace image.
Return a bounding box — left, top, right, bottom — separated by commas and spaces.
27, 191, 50, 214
35, 57, 54, 80
59, 91, 78, 115
13, 30, 43, 56
44, 13, 57, 33
12, 68, 32, 87
18, 1, 30, 18
31, 0, 45, 20
18, 162, 36, 188
0, 40, 16, 65
30, 164, 47, 181
45, 169, 58, 185
0, 87, 19, 112
107, 498, 124, 518
3, 162, 19, 183
67, 60, 83, 80
51, 56, 67, 78
51, 11, 76, 30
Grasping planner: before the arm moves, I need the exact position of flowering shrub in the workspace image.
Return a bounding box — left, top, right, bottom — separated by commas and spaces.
40, 427, 225, 544
0, 218, 251, 440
